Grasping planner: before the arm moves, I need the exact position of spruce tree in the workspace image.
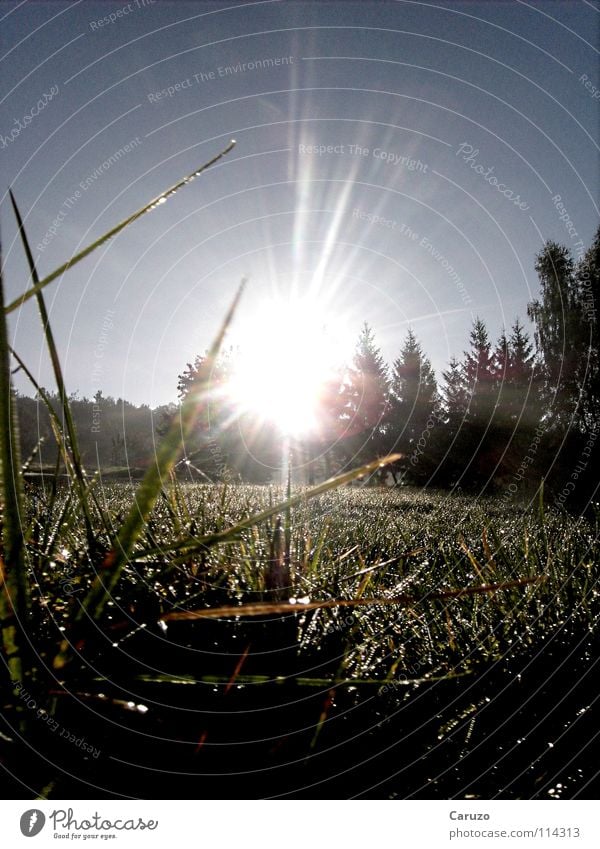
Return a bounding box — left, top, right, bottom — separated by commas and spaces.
388, 329, 437, 481
341, 322, 390, 469
454, 319, 498, 488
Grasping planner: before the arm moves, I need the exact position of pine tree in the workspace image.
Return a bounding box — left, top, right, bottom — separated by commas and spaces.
388, 329, 437, 481
490, 320, 542, 486
463, 318, 497, 422
495, 319, 539, 427
451, 319, 499, 488
341, 322, 390, 468
433, 356, 469, 485
441, 356, 469, 432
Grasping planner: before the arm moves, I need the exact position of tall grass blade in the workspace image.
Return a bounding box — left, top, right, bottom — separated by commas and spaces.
10, 190, 96, 551
162, 576, 547, 621
136, 453, 403, 561
5, 141, 236, 314
284, 447, 292, 574
53, 279, 246, 665
9, 346, 110, 540
0, 247, 32, 703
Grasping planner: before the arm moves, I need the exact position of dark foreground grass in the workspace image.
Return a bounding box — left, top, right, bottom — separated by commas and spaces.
2, 484, 599, 799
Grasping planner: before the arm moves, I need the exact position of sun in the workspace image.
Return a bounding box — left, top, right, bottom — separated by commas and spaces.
228, 295, 349, 436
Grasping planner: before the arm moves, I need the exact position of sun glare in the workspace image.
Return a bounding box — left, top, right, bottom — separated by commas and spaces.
228, 296, 349, 436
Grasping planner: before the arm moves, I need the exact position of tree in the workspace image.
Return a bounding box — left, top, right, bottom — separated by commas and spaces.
174, 347, 240, 479
575, 228, 600, 432
441, 357, 469, 433
340, 322, 390, 470
175, 346, 281, 482
495, 319, 540, 428
490, 320, 542, 486
527, 241, 585, 430
441, 319, 499, 489
433, 356, 469, 485
387, 329, 437, 482
463, 318, 497, 421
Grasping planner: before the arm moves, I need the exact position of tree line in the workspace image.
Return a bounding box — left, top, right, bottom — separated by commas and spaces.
16, 228, 598, 508
16, 390, 175, 475
178, 229, 599, 507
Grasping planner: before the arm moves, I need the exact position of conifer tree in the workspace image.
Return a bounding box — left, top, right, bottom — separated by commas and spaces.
341, 322, 390, 468
388, 329, 437, 481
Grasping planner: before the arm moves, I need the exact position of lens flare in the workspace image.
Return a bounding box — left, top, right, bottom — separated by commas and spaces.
228, 296, 350, 436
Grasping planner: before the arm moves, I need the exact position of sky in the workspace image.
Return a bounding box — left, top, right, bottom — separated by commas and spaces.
1, 0, 599, 407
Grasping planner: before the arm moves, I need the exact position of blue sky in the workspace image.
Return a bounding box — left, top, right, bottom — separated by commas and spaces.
1, 0, 598, 406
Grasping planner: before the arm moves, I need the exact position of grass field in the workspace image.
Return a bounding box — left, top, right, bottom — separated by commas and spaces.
3, 482, 598, 798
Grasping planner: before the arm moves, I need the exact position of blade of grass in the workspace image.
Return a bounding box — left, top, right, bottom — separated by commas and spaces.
10, 191, 97, 552
161, 576, 547, 620
5, 140, 236, 314
0, 247, 32, 706
135, 453, 403, 562
9, 346, 110, 540
284, 446, 292, 575
53, 279, 246, 668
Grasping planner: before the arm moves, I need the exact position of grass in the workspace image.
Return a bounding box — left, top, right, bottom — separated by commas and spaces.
7, 482, 599, 798
29, 484, 600, 682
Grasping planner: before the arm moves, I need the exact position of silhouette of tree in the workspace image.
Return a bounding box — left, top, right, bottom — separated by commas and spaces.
340, 322, 390, 470
528, 241, 584, 431
387, 329, 437, 482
